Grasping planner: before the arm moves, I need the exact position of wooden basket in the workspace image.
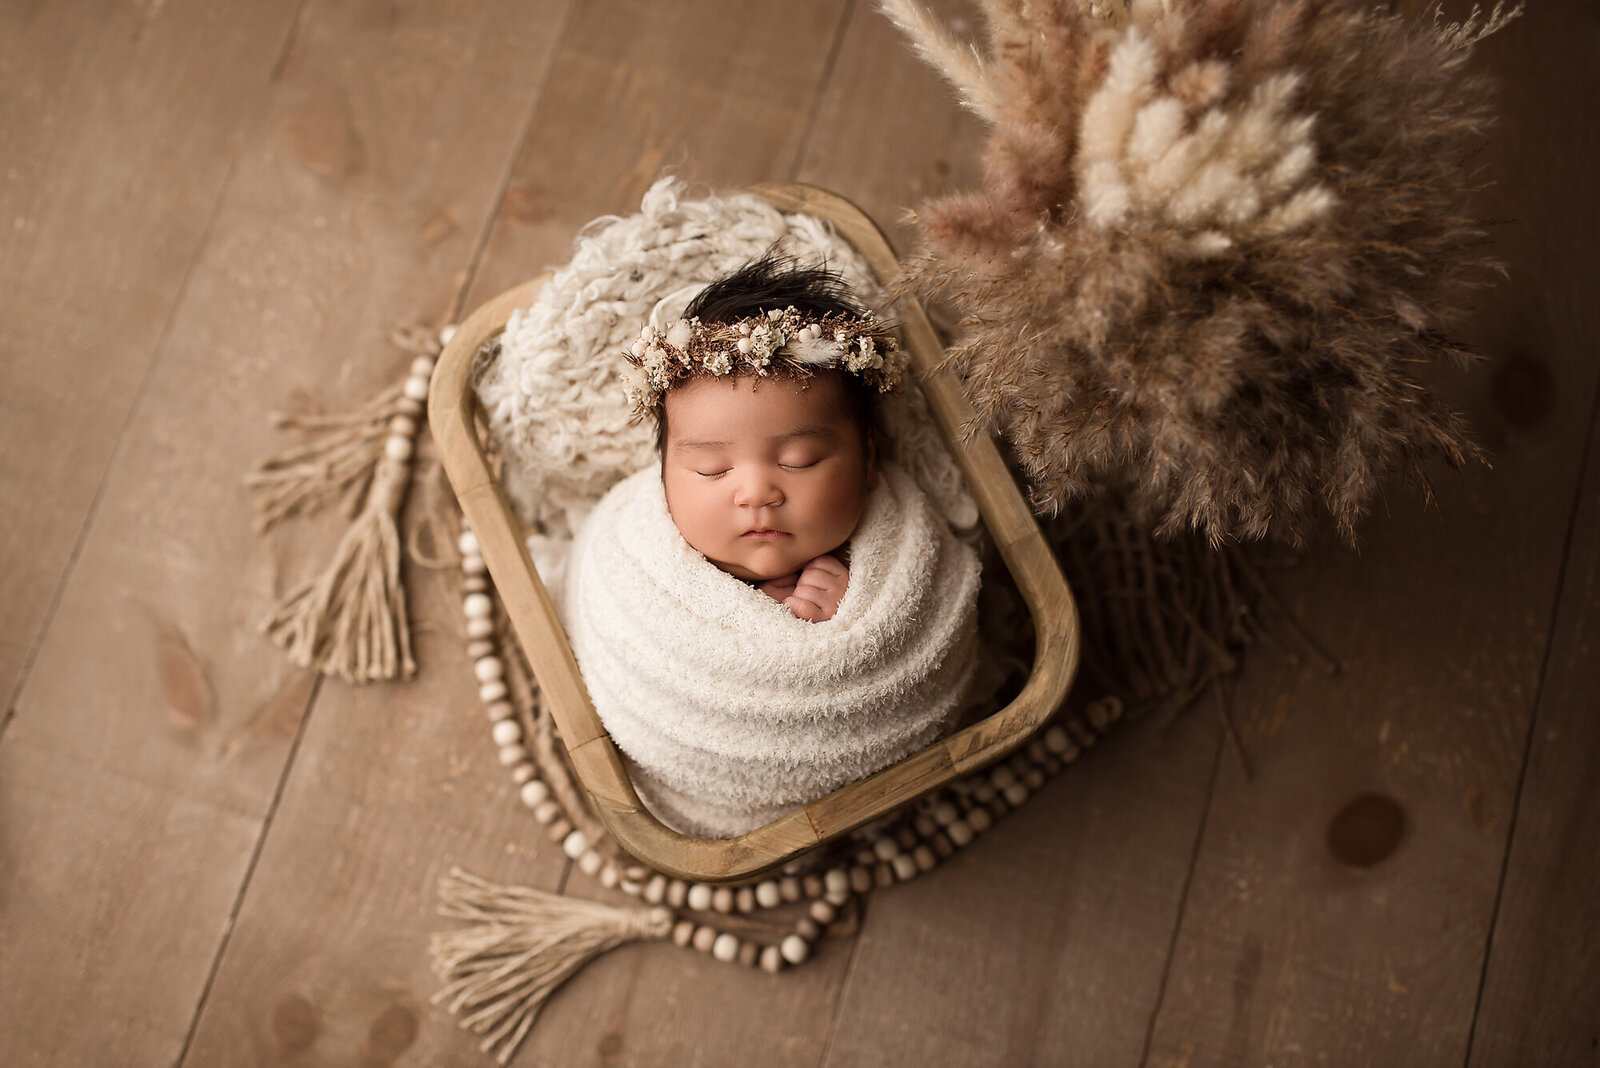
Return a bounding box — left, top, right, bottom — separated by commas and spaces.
430, 183, 1080, 884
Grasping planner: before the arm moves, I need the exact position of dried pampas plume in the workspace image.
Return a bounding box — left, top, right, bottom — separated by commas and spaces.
884, 0, 1519, 543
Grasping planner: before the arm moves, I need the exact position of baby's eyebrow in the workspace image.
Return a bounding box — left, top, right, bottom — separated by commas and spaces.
671, 426, 835, 451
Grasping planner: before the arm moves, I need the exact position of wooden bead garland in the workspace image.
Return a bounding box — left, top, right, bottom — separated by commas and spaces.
455, 517, 1123, 980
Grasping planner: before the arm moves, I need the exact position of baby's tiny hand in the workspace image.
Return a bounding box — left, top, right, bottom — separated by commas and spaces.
780, 554, 848, 622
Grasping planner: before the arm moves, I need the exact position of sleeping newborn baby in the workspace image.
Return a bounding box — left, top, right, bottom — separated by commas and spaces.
562, 255, 980, 837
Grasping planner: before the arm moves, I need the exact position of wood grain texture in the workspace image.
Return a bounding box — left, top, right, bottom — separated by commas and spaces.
0, 0, 301, 713
1465, 6, 1600, 1061
824, 709, 1222, 1068
0, 0, 566, 1063
792, 0, 988, 257
459, 0, 850, 311
1468, 401, 1600, 1068
1145, 6, 1600, 1064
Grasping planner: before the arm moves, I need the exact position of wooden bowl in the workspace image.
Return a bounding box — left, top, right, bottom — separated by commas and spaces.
430, 183, 1080, 883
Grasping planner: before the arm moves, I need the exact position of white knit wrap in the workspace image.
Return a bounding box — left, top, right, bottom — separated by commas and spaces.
562, 462, 981, 838
475, 178, 976, 539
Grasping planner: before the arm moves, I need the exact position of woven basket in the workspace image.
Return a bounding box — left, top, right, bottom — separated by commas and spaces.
430, 183, 1080, 883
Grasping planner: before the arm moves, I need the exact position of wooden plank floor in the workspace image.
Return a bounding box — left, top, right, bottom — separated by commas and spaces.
2, 2, 1594, 1065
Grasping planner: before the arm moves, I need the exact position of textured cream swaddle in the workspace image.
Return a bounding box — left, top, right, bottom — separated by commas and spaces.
562, 462, 980, 837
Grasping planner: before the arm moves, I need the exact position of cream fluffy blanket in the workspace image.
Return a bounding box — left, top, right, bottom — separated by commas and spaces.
562, 462, 980, 838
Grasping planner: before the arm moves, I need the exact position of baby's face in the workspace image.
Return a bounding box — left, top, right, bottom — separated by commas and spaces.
661, 374, 876, 583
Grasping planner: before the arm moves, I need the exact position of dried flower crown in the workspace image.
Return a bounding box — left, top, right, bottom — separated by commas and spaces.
621, 306, 905, 419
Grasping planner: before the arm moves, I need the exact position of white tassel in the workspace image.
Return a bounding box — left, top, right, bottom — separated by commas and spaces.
431, 869, 675, 1065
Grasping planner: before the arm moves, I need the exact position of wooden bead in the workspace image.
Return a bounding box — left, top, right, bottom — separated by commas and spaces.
459, 575, 488, 595
823, 869, 850, 896
410, 355, 436, 378
384, 435, 414, 461
735, 887, 756, 914
578, 850, 604, 876
672, 920, 696, 947
946, 819, 974, 847
1069, 719, 1096, 746
466, 639, 495, 659
780, 935, 811, 965
854, 848, 876, 868
754, 880, 781, 909
760, 945, 784, 973
933, 801, 960, 826
966, 808, 993, 834
778, 876, 802, 903
738, 940, 760, 967
395, 396, 424, 418
473, 656, 504, 682
439, 324, 457, 345
599, 864, 620, 889
545, 818, 573, 843
896, 826, 919, 851
466, 617, 495, 640
644, 875, 667, 905
712, 933, 740, 963
458, 530, 481, 556
561, 830, 588, 859
519, 780, 550, 808
496, 744, 526, 767
510, 762, 536, 785
801, 874, 824, 899
989, 798, 1010, 819
389, 414, 417, 438
1044, 757, 1063, 775
892, 853, 918, 882
931, 833, 955, 859
402, 374, 430, 401
913, 814, 938, 839
874, 863, 895, 889
478, 681, 508, 704
848, 866, 874, 894
490, 719, 522, 747
913, 845, 938, 873
1043, 725, 1071, 755
794, 917, 822, 942
691, 926, 718, 953
533, 799, 561, 824
486, 700, 514, 722
463, 593, 493, 619
991, 765, 1017, 791
711, 887, 734, 914
808, 900, 836, 925
1003, 783, 1029, 807
619, 877, 644, 896
1024, 768, 1046, 790
872, 837, 899, 861
462, 553, 487, 576
971, 782, 996, 804
666, 880, 688, 908
687, 884, 713, 912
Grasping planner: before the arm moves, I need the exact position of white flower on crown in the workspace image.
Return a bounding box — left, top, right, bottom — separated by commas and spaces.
703, 350, 734, 376
845, 334, 882, 373
747, 322, 783, 361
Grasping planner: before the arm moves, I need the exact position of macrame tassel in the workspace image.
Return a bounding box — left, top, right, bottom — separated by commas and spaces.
257, 334, 439, 683
244, 385, 401, 532
262, 454, 417, 682
431, 868, 675, 1065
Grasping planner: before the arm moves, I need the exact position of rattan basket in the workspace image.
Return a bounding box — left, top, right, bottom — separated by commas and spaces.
430, 183, 1080, 883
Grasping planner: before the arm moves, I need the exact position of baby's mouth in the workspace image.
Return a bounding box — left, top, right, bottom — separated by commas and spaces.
742, 528, 789, 539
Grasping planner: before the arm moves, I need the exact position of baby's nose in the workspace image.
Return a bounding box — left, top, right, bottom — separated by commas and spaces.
734, 471, 784, 508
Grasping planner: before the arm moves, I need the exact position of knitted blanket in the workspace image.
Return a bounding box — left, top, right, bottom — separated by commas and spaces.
562, 462, 981, 838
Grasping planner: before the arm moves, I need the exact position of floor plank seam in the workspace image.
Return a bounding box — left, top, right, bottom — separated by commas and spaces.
448, 0, 581, 316
1459, 373, 1600, 1068
0, 72, 280, 751
787, 0, 859, 185
172, 673, 323, 1067
813, 890, 870, 1068
1137, 722, 1226, 1068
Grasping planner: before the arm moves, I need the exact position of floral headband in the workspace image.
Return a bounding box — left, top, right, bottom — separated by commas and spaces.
620, 306, 905, 419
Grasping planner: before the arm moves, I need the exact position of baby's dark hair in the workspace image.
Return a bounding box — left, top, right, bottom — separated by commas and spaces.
656, 253, 878, 451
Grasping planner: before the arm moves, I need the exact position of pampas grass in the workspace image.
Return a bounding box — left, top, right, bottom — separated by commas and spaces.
887, 0, 1518, 543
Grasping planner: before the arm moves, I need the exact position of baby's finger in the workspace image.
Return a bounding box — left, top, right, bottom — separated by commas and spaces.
784, 595, 827, 622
